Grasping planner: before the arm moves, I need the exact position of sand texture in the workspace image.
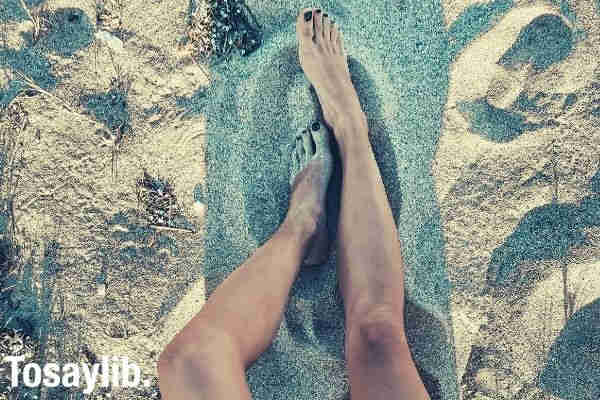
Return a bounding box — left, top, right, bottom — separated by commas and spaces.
1, 0, 599, 399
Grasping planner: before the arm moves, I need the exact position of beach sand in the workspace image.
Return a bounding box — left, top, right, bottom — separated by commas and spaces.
1, 0, 599, 399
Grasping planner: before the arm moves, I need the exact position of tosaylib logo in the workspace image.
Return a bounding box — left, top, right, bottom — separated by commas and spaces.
1, 355, 152, 394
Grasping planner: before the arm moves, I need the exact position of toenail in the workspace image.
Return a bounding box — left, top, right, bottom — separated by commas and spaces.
304, 11, 312, 21
316, 9, 322, 14
324, 13, 328, 18
312, 121, 320, 131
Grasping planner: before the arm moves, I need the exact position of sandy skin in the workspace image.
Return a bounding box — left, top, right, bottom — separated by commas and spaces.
289, 120, 333, 265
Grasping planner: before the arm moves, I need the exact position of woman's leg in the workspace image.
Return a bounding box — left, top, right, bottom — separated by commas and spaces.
297, 8, 431, 400
158, 123, 334, 399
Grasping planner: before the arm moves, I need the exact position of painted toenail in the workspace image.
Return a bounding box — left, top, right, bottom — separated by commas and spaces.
312, 121, 320, 131
304, 11, 312, 21
316, 9, 322, 14
324, 13, 328, 18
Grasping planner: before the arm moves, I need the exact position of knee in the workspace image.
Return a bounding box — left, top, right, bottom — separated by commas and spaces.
157, 341, 186, 380
157, 337, 220, 397
354, 304, 408, 350
158, 328, 241, 378
157, 335, 215, 378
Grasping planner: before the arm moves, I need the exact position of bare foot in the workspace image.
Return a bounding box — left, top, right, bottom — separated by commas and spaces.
296, 8, 364, 130
287, 120, 333, 265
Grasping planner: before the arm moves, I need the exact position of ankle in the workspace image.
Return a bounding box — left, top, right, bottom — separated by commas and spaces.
330, 100, 366, 131
333, 113, 370, 152
280, 210, 319, 242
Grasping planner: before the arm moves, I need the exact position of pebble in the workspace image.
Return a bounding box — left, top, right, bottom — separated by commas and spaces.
95, 30, 124, 53
0, 68, 12, 87
17, 20, 35, 36
148, 114, 162, 123
193, 201, 206, 219
3, 20, 34, 49
474, 368, 499, 392
474, 367, 521, 398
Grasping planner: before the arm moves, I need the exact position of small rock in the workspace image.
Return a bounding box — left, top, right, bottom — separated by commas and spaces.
486, 64, 531, 110
148, 113, 162, 124
193, 201, 206, 219
474, 367, 521, 398
0, 68, 13, 87
95, 30, 124, 53
3, 20, 34, 49
17, 20, 35, 37
106, 320, 127, 338
471, 393, 495, 400
474, 368, 500, 392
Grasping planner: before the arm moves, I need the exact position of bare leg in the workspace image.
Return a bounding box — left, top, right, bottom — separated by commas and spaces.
297, 8, 431, 400
158, 122, 334, 399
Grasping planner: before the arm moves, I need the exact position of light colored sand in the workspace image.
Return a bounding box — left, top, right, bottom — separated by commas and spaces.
435, 1, 600, 398
2, 0, 599, 399
2, 0, 210, 397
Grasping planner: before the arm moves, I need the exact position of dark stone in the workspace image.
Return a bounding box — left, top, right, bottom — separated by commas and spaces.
563, 93, 577, 110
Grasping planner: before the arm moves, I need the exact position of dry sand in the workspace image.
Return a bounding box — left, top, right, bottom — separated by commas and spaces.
1, 0, 599, 399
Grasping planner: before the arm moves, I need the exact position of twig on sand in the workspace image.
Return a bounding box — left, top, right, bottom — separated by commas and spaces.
1, 7, 8, 49
11, 72, 101, 129
18, 0, 40, 41
1, 284, 16, 293
148, 225, 195, 234
13, 71, 75, 113
190, 54, 211, 84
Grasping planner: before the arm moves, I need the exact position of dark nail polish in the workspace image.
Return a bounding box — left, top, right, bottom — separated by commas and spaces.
324, 13, 328, 18
304, 11, 312, 21
316, 9, 322, 14
312, 121, 320, 131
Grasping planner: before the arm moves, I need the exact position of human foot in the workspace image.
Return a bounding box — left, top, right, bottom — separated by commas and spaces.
296, 8, 364, 130
287, 120, 333, 265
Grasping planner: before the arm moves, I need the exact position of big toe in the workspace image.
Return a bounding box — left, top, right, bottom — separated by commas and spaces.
309, 120, 331, 156
290, 128, 309, 183
297, 8, 315, 40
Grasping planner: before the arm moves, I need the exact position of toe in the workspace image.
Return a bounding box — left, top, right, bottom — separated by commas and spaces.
310, 121, 331, 154
302, 130, 316, 160
330, 21, 338, 46
336, 28, 345, 55
322, 13, 330, 41
296, 134, 306, 161
313, 9, 323, 42
297, 8, 314, 39
291, 143, 299, 173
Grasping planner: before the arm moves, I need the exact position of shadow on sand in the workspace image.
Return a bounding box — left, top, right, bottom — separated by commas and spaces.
540, 297, 600, 400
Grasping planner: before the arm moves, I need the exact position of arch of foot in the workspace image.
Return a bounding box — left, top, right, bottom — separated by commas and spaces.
434, 2, 600, 398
